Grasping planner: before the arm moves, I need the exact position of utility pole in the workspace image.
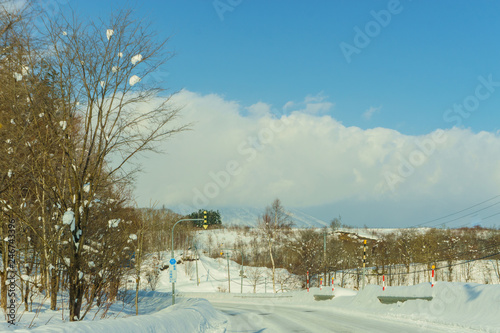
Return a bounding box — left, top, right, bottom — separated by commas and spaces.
222, 248, 244, 293
323, 231, 327, 285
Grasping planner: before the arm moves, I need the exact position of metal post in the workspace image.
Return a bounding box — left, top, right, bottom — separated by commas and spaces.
431, 265, 435, 287
240, 252, 244, 294
222, 248, 244, 293
195, 245, 199, 286
362, 240, 367, 289
171, 218, 203, 305
226, 252, 230, 293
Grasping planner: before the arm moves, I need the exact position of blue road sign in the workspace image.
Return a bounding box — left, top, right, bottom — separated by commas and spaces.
169, 258, 176, 265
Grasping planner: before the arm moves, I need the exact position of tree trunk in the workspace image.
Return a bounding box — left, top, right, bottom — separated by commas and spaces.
268, 239, 276, 293
69, 278, 84, 321
69, 253, 84, 321
0, 223, 7, 311
0, 270, 6, 311
135, 277, 140, 315
50, 269, 59, 310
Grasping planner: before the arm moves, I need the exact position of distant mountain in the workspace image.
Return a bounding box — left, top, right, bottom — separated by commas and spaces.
167, 205, 329, 228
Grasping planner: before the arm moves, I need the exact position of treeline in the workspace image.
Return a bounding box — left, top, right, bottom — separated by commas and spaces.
207, 201, 500, 290
0, 3, 187, 320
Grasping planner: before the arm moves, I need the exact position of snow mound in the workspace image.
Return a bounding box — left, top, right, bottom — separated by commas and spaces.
334, 282, 500, 331
13, 298, 227, 333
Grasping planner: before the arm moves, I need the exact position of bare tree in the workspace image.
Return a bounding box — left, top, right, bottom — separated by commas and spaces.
246, 267, 263, 293
257, 198, 292, 293
18, 9, 189, 320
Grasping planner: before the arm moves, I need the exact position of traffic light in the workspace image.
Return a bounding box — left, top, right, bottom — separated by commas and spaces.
203, 210, 208, 229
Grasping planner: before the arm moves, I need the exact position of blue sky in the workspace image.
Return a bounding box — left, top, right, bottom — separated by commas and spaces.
72, 1, 500, 228
77, 0, 500, 135
78, 0, 500, 134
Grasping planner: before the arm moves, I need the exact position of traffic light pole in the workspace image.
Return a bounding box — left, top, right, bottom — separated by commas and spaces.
170, 212, 207, 305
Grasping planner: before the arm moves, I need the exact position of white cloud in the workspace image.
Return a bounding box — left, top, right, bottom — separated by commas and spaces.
283, 101, 295, 111
246, 102, 271, 118
363, 106, 381, 120
133, 90, 500, 226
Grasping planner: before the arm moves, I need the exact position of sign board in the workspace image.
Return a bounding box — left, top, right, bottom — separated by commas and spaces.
169, 258, 177, 283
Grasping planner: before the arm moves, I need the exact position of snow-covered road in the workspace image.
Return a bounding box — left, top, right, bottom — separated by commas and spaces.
211, 300, 482, 333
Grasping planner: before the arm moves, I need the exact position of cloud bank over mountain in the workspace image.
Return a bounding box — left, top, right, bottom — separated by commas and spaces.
134, 90, 500, 228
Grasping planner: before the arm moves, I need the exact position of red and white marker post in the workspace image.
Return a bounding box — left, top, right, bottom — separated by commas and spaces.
382, 275, 386, 291
332, 277, 334, 291
320, 277, 323, 290
307, 271, 310, 292
431, 265, 435, 287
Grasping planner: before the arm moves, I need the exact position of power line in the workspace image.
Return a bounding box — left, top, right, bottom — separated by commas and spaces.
481, 210, 500, 221
412, 194, 500, 228
360, 249, 500, 277
434, 201, 500, 228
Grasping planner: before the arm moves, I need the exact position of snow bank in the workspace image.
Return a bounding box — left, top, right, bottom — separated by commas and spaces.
12, 298, 226, 333
333, 282, 500, 332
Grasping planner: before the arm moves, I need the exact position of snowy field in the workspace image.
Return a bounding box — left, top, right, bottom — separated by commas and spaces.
1, 253, 499, 332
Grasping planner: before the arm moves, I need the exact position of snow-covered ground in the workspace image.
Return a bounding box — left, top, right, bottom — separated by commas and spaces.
3, 253, 500, 332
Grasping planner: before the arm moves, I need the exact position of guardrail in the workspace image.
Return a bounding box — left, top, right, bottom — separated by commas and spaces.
313, 295, 335, 301
377, 296, 433, 304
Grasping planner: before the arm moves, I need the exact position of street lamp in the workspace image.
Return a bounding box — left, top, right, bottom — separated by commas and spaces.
170, 213, 206, 305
